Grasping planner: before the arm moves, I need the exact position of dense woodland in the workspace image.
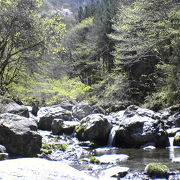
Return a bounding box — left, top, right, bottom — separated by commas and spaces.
0, 0, 179, 111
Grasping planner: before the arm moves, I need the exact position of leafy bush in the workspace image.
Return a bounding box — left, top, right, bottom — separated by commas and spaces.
6, 73, 91, 105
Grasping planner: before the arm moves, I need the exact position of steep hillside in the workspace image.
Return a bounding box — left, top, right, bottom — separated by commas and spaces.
43, 0, 98, 16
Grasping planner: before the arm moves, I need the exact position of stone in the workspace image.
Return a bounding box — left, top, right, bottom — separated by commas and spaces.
72, 102, 105, 120
52, 119, 79, 135
95, 154, 129, 164
0, 113, 41, 156
0, 145, 6, 153
0, 96, 29, 117
145, 163, 170, 178
173, 132, 180, 146
37, 106, 72, 130
0, 158, 97, 180
100, 166, 129, 178
0, 153, 8, 160
140, 143, 156, 150
167, 128, 180, 137
58, 101, 75, 111
114, 105, 169, 148
75, 114, 112, 145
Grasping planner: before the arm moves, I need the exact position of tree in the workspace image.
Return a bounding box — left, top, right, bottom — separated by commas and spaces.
111, 0, 180, 105
92, 0, 118, 73
0, 0, 66, 95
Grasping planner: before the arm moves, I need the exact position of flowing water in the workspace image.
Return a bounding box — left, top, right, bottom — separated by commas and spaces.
107, 126, 119, 147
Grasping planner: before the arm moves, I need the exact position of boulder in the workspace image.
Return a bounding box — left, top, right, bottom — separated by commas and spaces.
72, 102, 105, 120
37, 106, 72, 130
167, 128, 180, 137
0, 158, 97, 180
114, 105, 169, 148
52, 119, 79, 135
0, 153, 8, 160
75, 114, 112, 145
0, 96, 29, 117
145, 163, 170, 178
0, 144, 8, 161
0, 113, 41, 156
161, 105, 180, 128
0, 145, 6, 153
95, 154, 129, 164
100, 166, 129, 178
58, 101, 75, 111
173, 132, 180, 146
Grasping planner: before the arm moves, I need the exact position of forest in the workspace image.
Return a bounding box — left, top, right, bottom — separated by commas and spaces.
0, 0, 179, 111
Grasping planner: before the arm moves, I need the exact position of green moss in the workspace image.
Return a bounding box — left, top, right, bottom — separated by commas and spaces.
87, 166, 93, 170
89, 156, 100, 164
173, 135, 180, 146
79, 141, 96, 148
75, 124, 85, 134
145, 163, 170, 177
41, 142, 68, 154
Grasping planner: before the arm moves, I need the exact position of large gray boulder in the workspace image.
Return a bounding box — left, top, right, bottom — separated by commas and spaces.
114, 106, 169, 148
75, 114, 112, 145
52, 119, 80, 135
72, 102, 105, 120
0, 158, 97, 180
161, 105, 180, 128
37, 106, 72, 130
0, 96, 29, 117
0, 113, 41, 156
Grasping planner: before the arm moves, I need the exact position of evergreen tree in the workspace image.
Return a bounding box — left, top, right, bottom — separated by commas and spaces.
111, 0, 180, 106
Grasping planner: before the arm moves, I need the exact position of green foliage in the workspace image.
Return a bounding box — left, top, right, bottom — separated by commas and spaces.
7, 73, 91, 105
145, 163, 170, 177
109, 0, 180, 106
0, 0, 66, 95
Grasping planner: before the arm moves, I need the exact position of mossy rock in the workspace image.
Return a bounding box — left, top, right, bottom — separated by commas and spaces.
89, 156, 100, 164
173, 135, 180, 146
145, 163, 170, 178
75, 124, 86, 134
79, 141, 96, 148
41, 142, 68, 154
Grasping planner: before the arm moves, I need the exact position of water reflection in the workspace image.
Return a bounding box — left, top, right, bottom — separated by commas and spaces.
92, 147, 180, 171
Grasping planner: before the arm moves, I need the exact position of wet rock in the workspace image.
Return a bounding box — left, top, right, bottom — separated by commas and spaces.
0, 145, 6, 153
0, 96, 29, 117
75, 114, 112, 145
167, 128, 180, 137
72, 102, 105, 120
100, 166, 129, 178
37, 106, 72, 130
0, 153, 8, 160
0, 158, 97, 180
145, 163, 170, 178
114, 105, 169, 148
95, 154, 129, 164
140, 143, 156, 150
52, 119, 79, 135
173, 132, 180, 146
0, 113, 41, 156
0, 145, 8, 160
